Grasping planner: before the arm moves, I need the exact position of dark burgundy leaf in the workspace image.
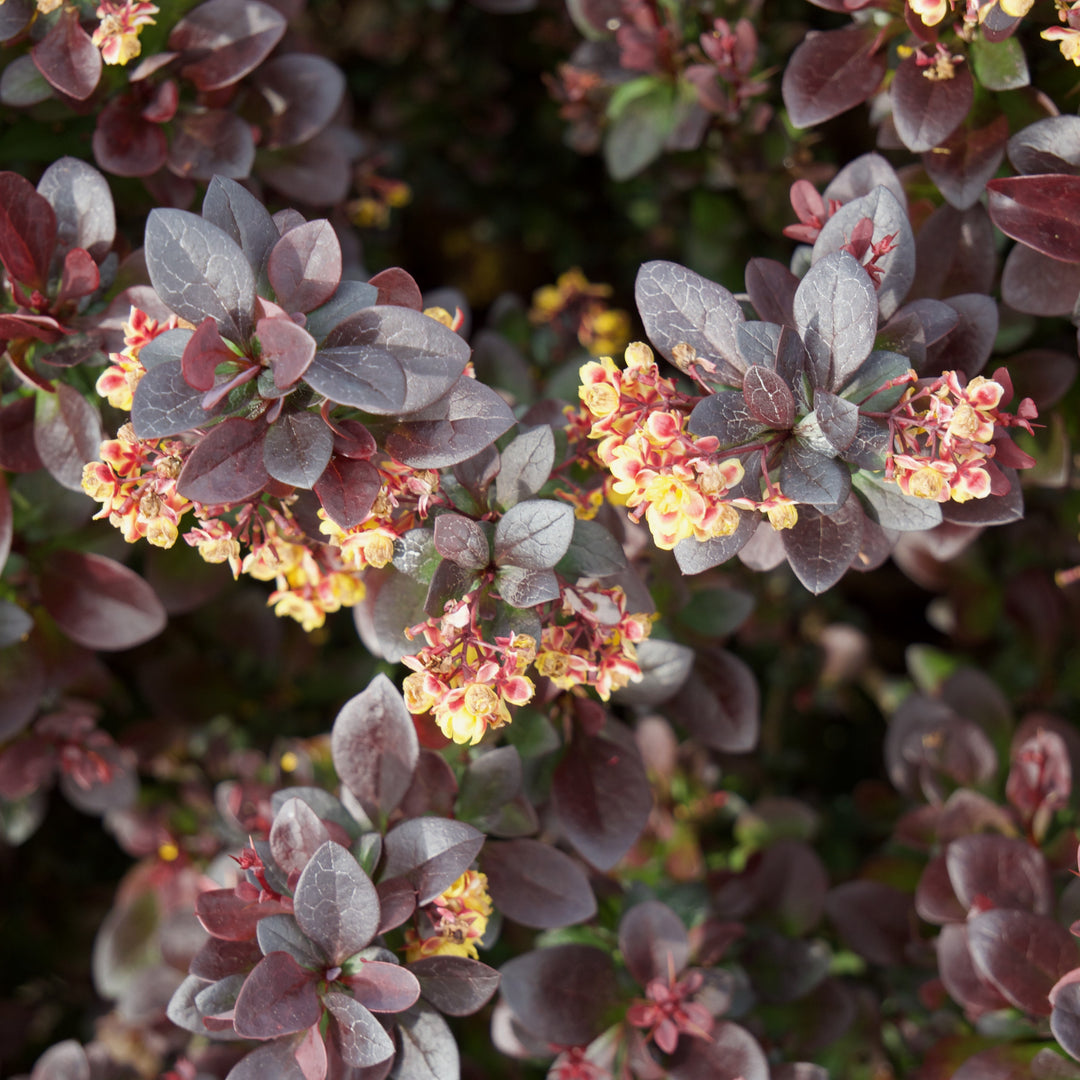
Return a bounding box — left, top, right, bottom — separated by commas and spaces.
225, 1040, 308, 1080
0, 398, 41, 472
1008, 116, 1080, 176
824, 151, 907, 207
945, 833, 1054, 915
195, 888, 290, 941
619, 901, 691, 985
499, 945, 616, 1046
793, 251, 877, 389
667, 649, 760, 753
937, 922, 1011, 1016
375, 876, 417, 933
131, 360, 214, 439
0, 643, 44, 740
1051, 980, 1080, 1062
391, 1002, 458, 1080
170, 0, 286, 91
189, 937, 262, 981
256, 915, 326, 973
93, 101, 168, 178
368, 267, 423, 309
177, 417, 269, 503
494, 426, 554, 509
924, 294, 998, 378
755, 839, 829, 936
381, 818, 484, 906
968, 909, 1078, 1015
1002, 243, 1080, 316
255, 316, 316, 389
305, 345, 407, 414
556, 518, 627, 579
202, 176, 279, 280
33, 383, 102, 492
268, 220, 342, 314
233, 951, 321, 1038
987, 175, 1080, 264
781, 25, 886, 129
145, 209, 257, 341
331, 673, 418, 820
60, 741, 138, 813
0, 0, 32, 43
253, 54, 346, 149
635, 260, 745, 386
743, 365, 795, 429
745, 258, 798, 326
913, 202, 996, 301
269, 797, 331, 877
1007, 728, 1071, 822
313, 455, 381, 529
433, 513, 490, 571
736, 323, 806, 386
482, 839, 596, 928
37, 157, 114, 264
673, 508, 758, 574
168, 110, 255, 181
552, 730, 652, 870
0, 172, 56, 291
409, 956, 500, 1016
687, 391, 769, 449
56, 248, 99, 306
40, 550, 166, 650
891, 53, 973, 153
182, 316, 235, 392
261, 128, 353, 207
782, 496, 864, 594
824, 880, 911, 965
494, 565, 559, 608
305, 281, 380, 342
493, 499, 573, 571
386, 378, 515, 470
0, 475, 11, 577
780, 442, 851, 512
263, 412, 333, 490
941, 468, 1023, 526
293, 841, 379, 965
813, 391, 859, 452
339, 960, 419, 1014
31, 8, 101, 101
924, 112, 1008, 212
813, 187, 914, 321
667, 1021, 770, 1080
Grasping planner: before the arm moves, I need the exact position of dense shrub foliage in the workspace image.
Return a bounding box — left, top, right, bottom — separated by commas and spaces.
3, 1, 1080, 1079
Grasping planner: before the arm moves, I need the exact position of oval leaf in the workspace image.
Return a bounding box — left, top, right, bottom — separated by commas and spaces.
294, 841, 380, 965
176, 417, 270, 503
482, 839, 596, 928
233, 951, 321, 1039
263, 412, 333, 489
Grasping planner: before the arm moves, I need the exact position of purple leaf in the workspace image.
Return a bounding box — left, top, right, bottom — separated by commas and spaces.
853, 473, 942, 531
145, 209, 257, 341
987, 175, 1080, 264
270, 797, 332, 877
0, 474, 10, 577
324, 992, 395, 1068
177, 417, 270, 503
0, 172, 57, 293
305, 345, 407, 414
552, 730, 652, 870
968, 909, 1078, 1015
189, 937, 262, 981
945, 833, 1053, 915
39, 551, 166, 651
340, 960, 420, 1013
33, 383, 102, 492
253, 54, 346, 150
924, 293, 998, 378
456, 746, 523, 823
500, 945, 616, 1046
369, 267, 423, 309
256, 914, 326, 971
233, 951, 321, 1038
93, 101, 168, 178
687, 391, 769, 449
1002, 244, 1080, 316
182, 316, 235, 392
433, 513, 490, 571
824, 880, 912, 966
31, 8, 101, 101
381, 818, 484, 906
813, 391, 859, 451
781, 25, 886, 129
225, 1040, 308, 1080
745, 259, 798, 326
891, 52, 973, 153
268, 220, 342, 314
743, 365, 795, 429
494, 425, 555, 509
293, 842, 379, 965
331, 673, 419, 820
195, 888, 290, 941
0, 0, 33, 43
781, 496, 865, 594
556, 518, 626, 579
30, 1041, 92, 1080
941, 468, 1023, 526
1051, 980, 1080, 1062
937, 922, 1010, 1016
824, 152, 907, 208
482, 839, 596, 928
924, 112, 1008, 212
170, 0, 286, 91
168, 109, 255, 181
263, 412, 333, 490
392, 1002, 459, 1080
313, 455, 381, 529
408, 956, 500, 1017
666, 649, 760, 753
0, 643, 43, 741
493, 499, 574, 571
202, 176, 279, 279
618, 901, 691, 985
36, 157, 114, 264
131, 360, 215, 439
793, 251, 877, 390
1007, 115, 1080, 176
493, 566, 559, 608
780, 442, 851, 513
735, 323, 806, 383
673, 509, 758, 574
306, 281, 380, 342
667, 1021, 769, 1080
635, 260, 745, 386
257, 316, 316, 389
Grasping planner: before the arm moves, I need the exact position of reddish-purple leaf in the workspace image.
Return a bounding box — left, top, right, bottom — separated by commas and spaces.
408, 956, 500, 1017
0, 643, 44, 741
743, 365, 795, 429
253, 54, 346, 150
0, 173, 57, 291
493, 499, 574, 571
915, 854, 967, 925
195, 888, 290, 941
375, 876, 417, 934
270, 797, 332, 877
551, 730, 652, 871
39, 551, 166, 651
781, 25, 886, 129
824, 880, 912, 965
182, 316, 235, 392
324, 992, 395, 1068
92, 101, 169, 178
225, 1039, 309, 1080
619, 901, 691, 986
268, 220, 342, 314
891, 54, 973, 153
667, 1021, 769, 1080
31, 8, 101, 101
0, 0, 33, 42
331, 673, 419, 820
131, 359, 217, 439
167, 109, 255, 181
745, 258, 798, 326
33, 383, 103, 491
170, 0, 286, 91
339, 960, 420, 1013
913, 203, 996, 301
937, 922, 1011, 1016
56, 248, 99, 307
189, 937, 263, 981
202, 176, 279, 279
1051, 980, 1080, 1062
263, 412, 333, 490
433, 513, 490, 571
946, 833, 1054, 915
500, 945, 616, 1046
924, 113, 1008, 212
382, 818, 484, 907
968, 909, 1078, 1015
0, 398, 43, 473
233, 951, 321, 1039
313, 455, 381, 529
177, 417, 270, 503
1002, 244, 1080, 316
369, 267, 423, 309
293, 842, 379, 965
256, 316, 316, 389
1007, 115, 1080, 176
987, 175, 1080, 264
0, 473, 10, 577
261, 128, 353, 207
1007, 728, 1071, 823
482, 838, 596, 929
781, 496, 865, 594
667, 649, 760, 753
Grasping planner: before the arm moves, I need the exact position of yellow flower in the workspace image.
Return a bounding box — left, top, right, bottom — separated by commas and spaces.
404, 870, 493, 963
766, 500, 798, 531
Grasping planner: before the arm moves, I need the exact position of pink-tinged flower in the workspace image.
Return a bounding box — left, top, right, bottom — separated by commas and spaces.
908, 0, 949, 25
626, 969, 714, 1055
549, 1047, 612, 1080
91, 0, 158, 65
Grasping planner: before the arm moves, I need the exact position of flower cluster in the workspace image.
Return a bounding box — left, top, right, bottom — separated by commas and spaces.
578, 343, 749, 550
95, 308, 179, 410
402, 601, 537, 745
1044, 0, 1080, 64
885, 371, 1037, 503
531, 268, 631, 358
403, 870, 493, 962
91, 0, 158, 66
536, 584, 653, 701
626, 969, 714, 1054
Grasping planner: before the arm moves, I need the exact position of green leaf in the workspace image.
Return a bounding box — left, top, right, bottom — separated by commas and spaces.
604, 79, 677, 181
971, 35, 1029, 92
677, 587, 755, 637
906, 644, 960, 694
